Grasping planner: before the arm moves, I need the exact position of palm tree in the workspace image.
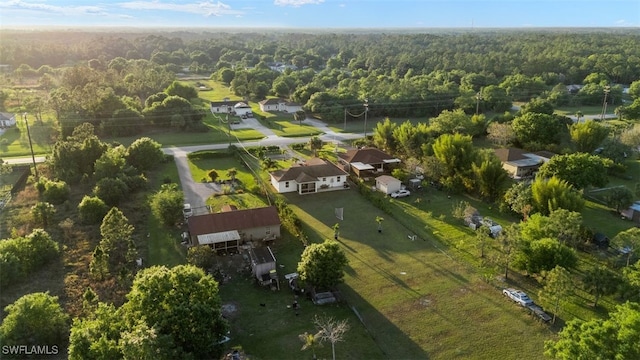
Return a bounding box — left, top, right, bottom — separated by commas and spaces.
299, 331, 322, 359
227, 168, 237, 183
262, 157, 276, 170
309, 136, 323, 157
208, 169, 219, 182
614, 106, 624, 120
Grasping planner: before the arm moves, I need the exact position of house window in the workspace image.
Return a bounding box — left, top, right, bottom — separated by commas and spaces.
265, 227, 271, 235
337, 176, 341, 182
285, 181, 289, 188
323, 178, 327, 182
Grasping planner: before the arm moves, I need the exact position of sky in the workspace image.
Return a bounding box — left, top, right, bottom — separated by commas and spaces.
0, 0, 638, 29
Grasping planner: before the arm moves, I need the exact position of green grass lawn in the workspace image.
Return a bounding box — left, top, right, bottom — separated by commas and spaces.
286, 189, 552, 360
0, 121, 56, 157
217, 232, 386, 360
145, 159, 187, 266
268, 119, 323, 137
554, 105, 606, 116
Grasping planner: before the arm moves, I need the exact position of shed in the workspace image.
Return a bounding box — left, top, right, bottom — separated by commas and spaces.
375, 175, 402, 195
621, 202, 640, 223
248, 246, 278, 288
408, 178, 423, 190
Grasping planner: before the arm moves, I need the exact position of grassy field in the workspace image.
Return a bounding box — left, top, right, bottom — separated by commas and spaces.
286, 189, 553, 360
146, 159, 187, 266
0, 120, 56, 157
267, 119, 322, 137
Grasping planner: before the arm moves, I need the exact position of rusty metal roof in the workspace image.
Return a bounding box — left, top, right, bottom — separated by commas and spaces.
188, 206, 280, 236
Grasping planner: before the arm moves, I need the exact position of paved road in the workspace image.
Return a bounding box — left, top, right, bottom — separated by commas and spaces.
2, 118, 363, 210
163, 117, 363, 212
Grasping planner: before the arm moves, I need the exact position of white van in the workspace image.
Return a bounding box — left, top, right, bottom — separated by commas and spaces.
183, 203, 193, 219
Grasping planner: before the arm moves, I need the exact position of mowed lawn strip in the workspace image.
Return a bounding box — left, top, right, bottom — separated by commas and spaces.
287, 190, 551, 360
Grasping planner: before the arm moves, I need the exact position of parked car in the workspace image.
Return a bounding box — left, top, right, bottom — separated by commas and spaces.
502, 288, 534, 307
183, 203, 193, 219
390, 189, 411, 198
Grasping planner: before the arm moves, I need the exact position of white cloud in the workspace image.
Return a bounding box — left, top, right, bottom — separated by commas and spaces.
0, 0, 108, 16
274, 0, 324, 7
118, 1, 241, 17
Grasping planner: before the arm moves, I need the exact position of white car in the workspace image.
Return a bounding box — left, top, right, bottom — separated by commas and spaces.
183, 203, 193, 219
390, 189, 411, 198
503, 288, 534, 307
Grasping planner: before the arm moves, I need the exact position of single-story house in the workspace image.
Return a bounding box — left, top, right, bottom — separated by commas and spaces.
375, 175, 402, 195
258, 98, 302, 113
210, 99, 235, 114
233, 102, 252, 117
338, 148, 401, 178
248, 246, 278, 287
621, 202, 640, 223
210, 99, 252, 117
270, 158, 349, 194
186, 206, 281, 251
0, 112, 16, 128
494, 148, 554, 179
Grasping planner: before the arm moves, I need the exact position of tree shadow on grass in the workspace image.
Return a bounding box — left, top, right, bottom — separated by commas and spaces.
337, 285, 430, 360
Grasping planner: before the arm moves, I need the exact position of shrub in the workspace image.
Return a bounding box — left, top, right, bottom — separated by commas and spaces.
150, 183, 184, 226
94, 177, 129, 207
78, 196, 109, 225
42, 179, 70, 205
0, 229, 60, 287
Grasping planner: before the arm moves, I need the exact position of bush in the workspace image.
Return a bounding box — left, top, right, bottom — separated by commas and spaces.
42, 179, 70, 205
0, 229, 60, 287
94, 177, 129, 207
187, 246, 216, 270
126, 137, 165, 171
78, 196, 109, 225
0, 292, 69, 349
150, 183, 184, 226
121, 174, 148, 192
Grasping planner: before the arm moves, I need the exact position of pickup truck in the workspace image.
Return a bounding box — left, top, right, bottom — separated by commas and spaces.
502, 288, 534, 307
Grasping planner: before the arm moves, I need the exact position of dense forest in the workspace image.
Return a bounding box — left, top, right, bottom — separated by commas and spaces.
1, 29, 640, 130
1, 29, 640, 359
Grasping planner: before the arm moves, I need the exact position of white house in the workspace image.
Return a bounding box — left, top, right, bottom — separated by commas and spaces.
233, 102, 252, 117
375, 175, 402, 195
0, 112, 16, 128
210, 99, 235, 114
259, 98, 302, 113
269, 158, 349, 194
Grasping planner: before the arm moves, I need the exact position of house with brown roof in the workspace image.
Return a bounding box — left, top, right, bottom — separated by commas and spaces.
338, 147, 401, 178
259, 98, 302, 113
270, 158, 349, 194
186, 206, 281, 251
494, 148, 554, 179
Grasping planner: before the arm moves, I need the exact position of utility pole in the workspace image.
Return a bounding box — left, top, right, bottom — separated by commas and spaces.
23, 113, 38, 179
475, 91, 483, 115
227, 107, 232, 145
343, 107, 347, 131
600, 85, 611, 121
363, 99, 369, 139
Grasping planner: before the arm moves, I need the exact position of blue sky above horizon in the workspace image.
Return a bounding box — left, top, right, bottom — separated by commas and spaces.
0, 0, 638, 28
